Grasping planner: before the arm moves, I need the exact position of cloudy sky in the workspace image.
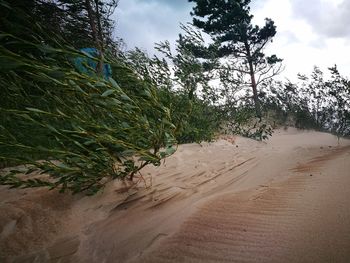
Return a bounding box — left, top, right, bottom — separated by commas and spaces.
113, 0, 350, 80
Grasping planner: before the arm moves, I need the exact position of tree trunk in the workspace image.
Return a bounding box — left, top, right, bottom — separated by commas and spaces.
93, 0, 105, 74
244, 41, 262, 118
84, 0, 104, 75
186, 75, 196, 101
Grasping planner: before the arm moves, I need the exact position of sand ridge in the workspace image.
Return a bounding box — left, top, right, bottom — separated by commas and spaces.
1, 128, 350, 262
139, 143, 350, 262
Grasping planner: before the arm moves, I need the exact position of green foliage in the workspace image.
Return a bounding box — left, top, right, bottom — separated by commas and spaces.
0, 2, 176, 194
225, 107, 273, 141
189, 0, 283, 118
126, 26, 223, 144
2, 0, 349, 199
3, 0, 121, 51
261, 81, 319, 130
326, 66, 350, 137
169, 94, 222, 144
260, 66, 350, 135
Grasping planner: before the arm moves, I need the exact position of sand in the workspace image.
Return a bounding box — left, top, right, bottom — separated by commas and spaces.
1, 128, 350, 262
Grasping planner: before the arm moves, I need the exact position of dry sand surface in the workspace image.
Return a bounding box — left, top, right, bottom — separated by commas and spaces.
1, 128, 350, 263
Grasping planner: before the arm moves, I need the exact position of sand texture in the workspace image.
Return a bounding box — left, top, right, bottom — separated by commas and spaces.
1, 128, 350, 263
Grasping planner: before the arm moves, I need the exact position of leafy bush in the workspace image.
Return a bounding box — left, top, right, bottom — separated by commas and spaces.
0, 2, 176, 195
126, 38, 222, 144
167, 94, 222, 144
261, 68, 350, 135
225, 107, 273, 141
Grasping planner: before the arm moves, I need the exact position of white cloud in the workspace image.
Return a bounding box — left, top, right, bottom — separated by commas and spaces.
291, 0, 350, 39
252, 0, 350, 79
113, 0, 350, 80
113, 0, 192, 52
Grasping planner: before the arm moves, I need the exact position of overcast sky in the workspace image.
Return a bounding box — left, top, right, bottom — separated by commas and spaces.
113, 0, 350, 80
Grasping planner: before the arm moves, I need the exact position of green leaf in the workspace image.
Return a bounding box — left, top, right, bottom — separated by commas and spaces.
0, 57, 26, 70
101, 89, 116, 97
165, 146, 176, 155
109, 77, 121, 89
95, 82, 107, 87
46, 124, 59, 133
121, 94, 131, 101
25, 107, 49, 114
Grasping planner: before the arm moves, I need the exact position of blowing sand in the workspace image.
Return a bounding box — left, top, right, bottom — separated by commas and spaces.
1, 128, 350, 263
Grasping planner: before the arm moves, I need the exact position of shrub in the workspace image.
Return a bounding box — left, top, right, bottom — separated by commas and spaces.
0, 3, 176, 194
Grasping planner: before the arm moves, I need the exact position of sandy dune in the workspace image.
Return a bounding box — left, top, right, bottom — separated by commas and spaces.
1, 128, 350, 262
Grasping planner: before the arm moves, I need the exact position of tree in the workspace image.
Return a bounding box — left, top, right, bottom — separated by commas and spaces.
5, 0, 120, 52
126, 25, 223, 143
155, 24, 218, 101
189, 0, 282, 118
264, 80, 319, 129
327, 65, 350, 139
85, 0, 105, 74
0, 0, 177, 193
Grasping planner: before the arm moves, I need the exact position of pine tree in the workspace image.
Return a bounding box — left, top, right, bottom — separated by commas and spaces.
189, 0, 282, 118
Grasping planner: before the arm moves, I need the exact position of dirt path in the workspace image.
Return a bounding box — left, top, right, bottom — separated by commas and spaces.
139, 146, 350, 262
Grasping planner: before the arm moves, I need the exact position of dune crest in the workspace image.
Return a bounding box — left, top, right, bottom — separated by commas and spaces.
1, 128, 350, 263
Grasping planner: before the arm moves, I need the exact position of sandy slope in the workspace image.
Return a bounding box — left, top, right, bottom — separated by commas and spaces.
1, 128, 350, 263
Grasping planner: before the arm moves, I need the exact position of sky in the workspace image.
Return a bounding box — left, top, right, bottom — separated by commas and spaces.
113, 0, 350, 81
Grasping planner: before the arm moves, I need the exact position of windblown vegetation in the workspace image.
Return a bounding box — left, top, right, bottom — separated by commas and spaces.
0, 1, 177, 194
0, 0, 349, 194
